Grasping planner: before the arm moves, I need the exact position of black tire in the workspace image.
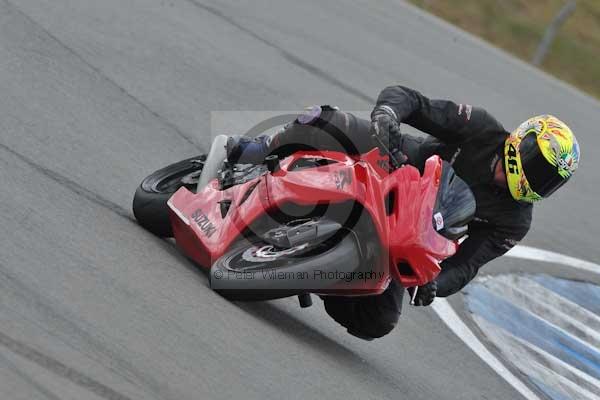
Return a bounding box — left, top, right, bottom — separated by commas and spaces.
210, 234, 362, 301
133, 155, 206, 237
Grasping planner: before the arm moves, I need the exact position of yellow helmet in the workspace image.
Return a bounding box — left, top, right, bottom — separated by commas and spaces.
504, 115, 580, 203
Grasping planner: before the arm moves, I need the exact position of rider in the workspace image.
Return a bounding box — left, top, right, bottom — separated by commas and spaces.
227, 85, 580, 340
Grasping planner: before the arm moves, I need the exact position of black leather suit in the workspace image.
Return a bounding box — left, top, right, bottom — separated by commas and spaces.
267, 86, 532, 339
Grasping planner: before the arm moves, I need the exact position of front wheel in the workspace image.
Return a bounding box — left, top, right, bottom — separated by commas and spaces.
210, 233, 363, 301
133, 155, 206, 237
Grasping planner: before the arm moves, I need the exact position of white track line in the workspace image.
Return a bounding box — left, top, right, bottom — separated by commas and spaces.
432, 245, 600, 400
431, 299, 543, 400
507, 245, 600, 276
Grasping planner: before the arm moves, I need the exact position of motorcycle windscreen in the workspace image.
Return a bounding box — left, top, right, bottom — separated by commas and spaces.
432, 162, 476, 240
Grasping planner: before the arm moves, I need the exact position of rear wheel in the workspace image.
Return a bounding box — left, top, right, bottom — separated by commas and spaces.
132, 155, 206, 237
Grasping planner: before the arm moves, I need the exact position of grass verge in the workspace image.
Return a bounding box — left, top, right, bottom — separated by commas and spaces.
409, 0, 600, 99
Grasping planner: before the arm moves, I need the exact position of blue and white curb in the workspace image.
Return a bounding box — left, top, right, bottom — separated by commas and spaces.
432, 245, 600, 400
467, 275, 600, 400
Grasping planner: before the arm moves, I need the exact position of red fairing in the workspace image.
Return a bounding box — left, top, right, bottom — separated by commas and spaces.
168, 149, 458, 292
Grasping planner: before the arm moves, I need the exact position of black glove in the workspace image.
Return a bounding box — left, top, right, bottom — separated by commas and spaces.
370, 106, 402, 153
411, 280, 437, 307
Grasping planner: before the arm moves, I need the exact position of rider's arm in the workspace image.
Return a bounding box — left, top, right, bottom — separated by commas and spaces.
435, 223, 530, 297
374, 86, 506, 143
269, 108, 374, 156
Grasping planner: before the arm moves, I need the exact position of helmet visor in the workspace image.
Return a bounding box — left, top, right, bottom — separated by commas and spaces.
520, 133, 567, 197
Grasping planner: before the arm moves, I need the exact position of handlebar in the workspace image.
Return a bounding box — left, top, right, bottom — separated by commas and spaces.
371, 134, 405, 170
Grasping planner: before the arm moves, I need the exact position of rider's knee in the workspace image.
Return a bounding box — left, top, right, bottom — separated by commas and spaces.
349, 311, 399, 340
323, 287, 403, 340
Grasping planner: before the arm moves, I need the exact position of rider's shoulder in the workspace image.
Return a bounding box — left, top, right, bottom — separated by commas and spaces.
478, 187, 532, 232
497, 196, 533, 236
468, 106, 506, 133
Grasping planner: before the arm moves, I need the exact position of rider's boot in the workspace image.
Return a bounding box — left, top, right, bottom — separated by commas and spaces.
226, 135, 271, 164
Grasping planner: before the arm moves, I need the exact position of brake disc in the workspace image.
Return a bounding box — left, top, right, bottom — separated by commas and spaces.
241, 243, 309, 263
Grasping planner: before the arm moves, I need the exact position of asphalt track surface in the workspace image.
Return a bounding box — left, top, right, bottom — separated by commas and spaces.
1, 1, 598, 399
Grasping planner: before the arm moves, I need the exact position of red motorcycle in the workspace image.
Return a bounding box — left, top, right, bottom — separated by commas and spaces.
133, 136, 475, 305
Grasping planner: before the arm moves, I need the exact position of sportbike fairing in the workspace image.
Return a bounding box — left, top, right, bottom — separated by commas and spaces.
167, 149, 469, 294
